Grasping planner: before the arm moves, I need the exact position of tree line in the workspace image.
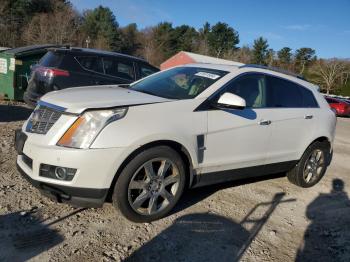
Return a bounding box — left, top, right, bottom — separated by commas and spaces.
0, 0, 349, 95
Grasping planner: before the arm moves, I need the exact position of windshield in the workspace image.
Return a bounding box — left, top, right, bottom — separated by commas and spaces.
130, 67, 228, 99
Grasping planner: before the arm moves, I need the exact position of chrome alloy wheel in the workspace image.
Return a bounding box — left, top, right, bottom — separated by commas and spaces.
128, 158, 180, 215
303, 149, 325, 184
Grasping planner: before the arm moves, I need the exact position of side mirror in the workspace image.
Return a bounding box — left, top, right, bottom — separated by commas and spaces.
215, 92, 246, 110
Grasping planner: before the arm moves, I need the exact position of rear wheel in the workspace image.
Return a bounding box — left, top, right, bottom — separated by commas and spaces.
113, 146, 186, 222
287, 141, 330, 188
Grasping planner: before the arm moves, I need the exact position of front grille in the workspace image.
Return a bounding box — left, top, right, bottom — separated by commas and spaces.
26, 105, 62, 134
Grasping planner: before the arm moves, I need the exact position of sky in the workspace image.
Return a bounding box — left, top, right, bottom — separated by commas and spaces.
70, 0, 350, 58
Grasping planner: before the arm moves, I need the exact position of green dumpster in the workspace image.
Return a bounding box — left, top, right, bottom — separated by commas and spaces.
0, 44, 62, 101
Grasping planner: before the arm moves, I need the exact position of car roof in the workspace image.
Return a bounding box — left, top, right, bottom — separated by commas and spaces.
49, 47, 147, 63
182, 62, 320, 93
4, 44, 63, 58
183, 63, 242, 72
183, 62, 305, 78
326, 96, 346, 102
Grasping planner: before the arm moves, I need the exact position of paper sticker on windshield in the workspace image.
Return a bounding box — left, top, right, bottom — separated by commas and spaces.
195, 72, 220, 80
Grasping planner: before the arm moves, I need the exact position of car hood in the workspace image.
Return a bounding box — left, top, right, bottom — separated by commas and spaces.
40, 85, 172, 114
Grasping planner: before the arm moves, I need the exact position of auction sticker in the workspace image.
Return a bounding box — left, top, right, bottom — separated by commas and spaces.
0, 58, 7, 74
195, 71, 220, 80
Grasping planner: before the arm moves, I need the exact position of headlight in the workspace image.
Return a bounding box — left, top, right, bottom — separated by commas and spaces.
57, 108, 128, 149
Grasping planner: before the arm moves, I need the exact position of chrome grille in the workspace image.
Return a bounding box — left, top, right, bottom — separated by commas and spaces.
26, 105, 62, 134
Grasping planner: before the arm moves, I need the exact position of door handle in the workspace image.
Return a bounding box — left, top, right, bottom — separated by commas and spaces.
304, 115, 313, 119
259, 120, 271, 125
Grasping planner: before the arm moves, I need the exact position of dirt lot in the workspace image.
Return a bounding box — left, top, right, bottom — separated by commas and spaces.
0, 101, 349, 262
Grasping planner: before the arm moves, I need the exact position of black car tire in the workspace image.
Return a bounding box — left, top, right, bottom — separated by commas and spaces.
287, 141, 330, 188
112, 146, 186, 222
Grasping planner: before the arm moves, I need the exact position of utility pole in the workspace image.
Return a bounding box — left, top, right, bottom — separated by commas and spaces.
86, 36, 91, 48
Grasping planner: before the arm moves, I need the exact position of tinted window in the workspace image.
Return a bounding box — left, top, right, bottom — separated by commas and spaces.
75, 56, 104, 74
103, 57, 135, 80
131, 67, 228, 99
224, 74, 267, 108
267, 76, 302, 107
300, 87, 318, 108
140, 64, 159, 78
40, 51, 63, 67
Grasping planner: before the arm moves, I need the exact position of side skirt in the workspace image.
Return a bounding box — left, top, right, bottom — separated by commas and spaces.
191, 160, 298, 188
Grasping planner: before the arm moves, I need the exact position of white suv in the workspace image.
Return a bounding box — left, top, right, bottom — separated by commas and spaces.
15, 64, 336, 222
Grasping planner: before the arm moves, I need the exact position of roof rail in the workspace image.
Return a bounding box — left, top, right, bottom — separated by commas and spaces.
239, 64, 305, 80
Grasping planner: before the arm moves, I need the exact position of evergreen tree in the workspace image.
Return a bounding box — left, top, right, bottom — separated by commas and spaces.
207, 22, 239, 58
277, 47, 292, 64
120, 23, 141, 55
172, 25, 198, 52
81, 6, 121, 51
295, 47, 316, 74
252, 37, 269, 65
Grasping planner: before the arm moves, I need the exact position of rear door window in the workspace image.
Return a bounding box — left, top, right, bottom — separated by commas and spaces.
266, 76, 303, 108
75, 56, 104, 74
103, 57, 135, 80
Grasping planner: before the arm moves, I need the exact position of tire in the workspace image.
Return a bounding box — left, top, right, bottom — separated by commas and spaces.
112, 146, 186, 222
287, 141, 330, 188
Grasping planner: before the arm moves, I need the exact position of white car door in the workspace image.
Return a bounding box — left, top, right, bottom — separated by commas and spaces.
199, 73, 273, 174
264, 75, 318, 164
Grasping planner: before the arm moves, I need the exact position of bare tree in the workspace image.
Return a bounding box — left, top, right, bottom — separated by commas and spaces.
228, 45, 252, 64
313, 59, 349, 95
137, 27, 157, 63
23, 3, 79, 45
137, 27, 169, 66
94, 34, 110, 50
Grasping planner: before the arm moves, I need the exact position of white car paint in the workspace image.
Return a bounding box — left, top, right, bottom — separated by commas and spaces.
42, 85, 171, 114
17, 63, 336, 194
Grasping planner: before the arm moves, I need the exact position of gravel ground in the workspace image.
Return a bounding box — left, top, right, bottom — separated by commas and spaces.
0, 101, 349, 262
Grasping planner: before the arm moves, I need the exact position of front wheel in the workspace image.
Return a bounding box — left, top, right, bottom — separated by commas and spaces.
113, 146, 186, 222
287, 141, 330, 188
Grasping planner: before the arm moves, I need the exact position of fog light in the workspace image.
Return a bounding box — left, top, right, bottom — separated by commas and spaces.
40, 164, 77, 181
55, 167, 67, 180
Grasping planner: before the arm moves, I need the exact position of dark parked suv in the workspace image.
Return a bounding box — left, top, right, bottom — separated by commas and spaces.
24, 47, 159, 107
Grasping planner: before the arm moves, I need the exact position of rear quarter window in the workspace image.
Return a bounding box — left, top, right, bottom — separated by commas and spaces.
140, 64, 159, 78
40, 51, 63, 67
300, 87, 319, 108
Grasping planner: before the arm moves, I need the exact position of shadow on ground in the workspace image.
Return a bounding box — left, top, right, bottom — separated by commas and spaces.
0, 104, 32, 122
0, 207, 85, 261
173, 172, 286, 214
296, 178, 350, 262
127, 192, 295, 262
